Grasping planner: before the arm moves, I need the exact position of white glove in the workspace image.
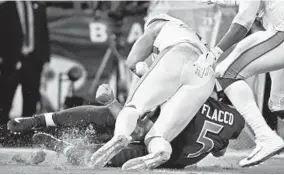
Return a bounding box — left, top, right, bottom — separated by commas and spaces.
194, 47, 223, 78
135, 61, 149, 77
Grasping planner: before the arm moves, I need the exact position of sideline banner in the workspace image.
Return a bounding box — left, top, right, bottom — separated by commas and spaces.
48, 8, 145, 79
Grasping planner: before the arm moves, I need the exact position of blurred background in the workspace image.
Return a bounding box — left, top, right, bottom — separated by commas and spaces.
11, 0, 237, 115
0, 1, 279, 148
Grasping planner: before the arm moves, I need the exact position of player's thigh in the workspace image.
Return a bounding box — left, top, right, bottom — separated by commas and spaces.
216, 30, 281, 79
145, 77, 215, 142
126, 44, 195, 114
236, 36, 284, 79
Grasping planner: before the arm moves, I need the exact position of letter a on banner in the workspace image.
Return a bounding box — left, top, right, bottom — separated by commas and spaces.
127, 23, 143, 44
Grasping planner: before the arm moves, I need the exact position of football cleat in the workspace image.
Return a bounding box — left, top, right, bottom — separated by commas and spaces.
89, 135, 131, 168
122, 151, 171, 170
239, 133, 284, 167
7, 117, 41, 133
109, 143, 147, 167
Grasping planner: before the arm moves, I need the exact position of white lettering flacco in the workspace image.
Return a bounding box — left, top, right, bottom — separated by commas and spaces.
224, 112, 230, 124
200, 103, 234, 126
205, 105, 212, 119
212, 109, 218, 121
202, 104, 210, 115
229, 113, 234, 125
218, 110, 224, 123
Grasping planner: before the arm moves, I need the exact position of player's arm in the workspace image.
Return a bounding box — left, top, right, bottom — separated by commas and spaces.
126, 21, 164, 73
215, 0, 260, 55
193, 1, 259, 78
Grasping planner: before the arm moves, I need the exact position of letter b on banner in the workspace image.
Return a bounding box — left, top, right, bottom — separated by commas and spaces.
89, 22, 108, 43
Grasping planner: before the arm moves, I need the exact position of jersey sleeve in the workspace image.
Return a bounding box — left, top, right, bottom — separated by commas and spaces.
232, 0, 260, 30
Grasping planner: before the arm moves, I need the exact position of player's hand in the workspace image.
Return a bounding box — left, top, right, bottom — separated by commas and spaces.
214, 63, 227, 78
135, 61, 149, 77
96, 84, 115, 105
194, 47, 223, 78
194, 52, 216, 78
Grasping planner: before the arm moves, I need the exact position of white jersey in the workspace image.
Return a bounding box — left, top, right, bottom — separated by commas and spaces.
214, 0, 284, 31
258, 0, 284, 31
144, 14, 209, 54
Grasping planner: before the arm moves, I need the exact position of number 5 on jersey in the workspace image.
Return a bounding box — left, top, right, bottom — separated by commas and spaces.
187, 121, 223, 158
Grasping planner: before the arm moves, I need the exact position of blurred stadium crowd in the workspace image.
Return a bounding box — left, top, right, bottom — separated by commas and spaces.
0, 1, 151, 146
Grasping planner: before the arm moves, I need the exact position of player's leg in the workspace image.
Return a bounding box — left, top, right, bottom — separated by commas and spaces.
122, 68, 215, 170
7, 84, 121, 133
7, 105, 114, 133
89, 43, 201, 168
216, 31, 284, 167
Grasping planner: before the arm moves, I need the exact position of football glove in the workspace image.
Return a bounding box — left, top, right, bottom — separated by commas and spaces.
194, 47, 223, 78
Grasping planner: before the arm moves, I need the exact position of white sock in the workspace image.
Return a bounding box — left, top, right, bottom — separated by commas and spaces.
44, 113, 56, 127
225, 80, 273, 140
114, 107, 140, 137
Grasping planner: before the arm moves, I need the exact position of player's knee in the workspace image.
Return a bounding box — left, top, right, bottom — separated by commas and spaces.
145, 136, 172, 161
115, 106, 141, 128
122, 105, 142, 117
124, 103, 147, 117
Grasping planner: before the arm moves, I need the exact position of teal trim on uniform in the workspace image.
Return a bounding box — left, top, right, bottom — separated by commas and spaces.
223, 31, 284, 79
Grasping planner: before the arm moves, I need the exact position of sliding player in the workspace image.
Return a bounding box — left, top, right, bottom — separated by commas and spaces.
87, 13, 217, 169
196, 0, 284, 167
9, 84, 244, 169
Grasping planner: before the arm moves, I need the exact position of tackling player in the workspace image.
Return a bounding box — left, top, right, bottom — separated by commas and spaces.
88, 14, 216, 169
195, 0, 284, 167
8, 84, 245, 170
